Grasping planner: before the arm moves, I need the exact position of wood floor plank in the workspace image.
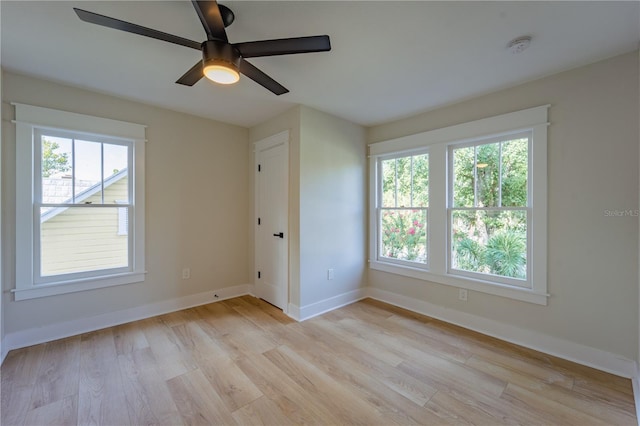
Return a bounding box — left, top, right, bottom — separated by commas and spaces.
117, 348, 183, 425
77, 329, 131, 426
1, 297, 636, 426
236, 353, 345, 425
167, 368, 237, 425
226, 296, 294, 326
398, 354, 508, 399
467, 354, 636, 424
23, 394, 78, 426
263, 344, 388, 425
309, 317, 406, 366
306, 350, 447, 425
362, 297, 434, 320
198, 301, 254, 335
198, 356, 263, 412
571, 380, 636, 419
198, 302, 279, 357
29, 336, 81, 410
158, 309, 193, 328
335, 303, 470, 361
1, 344, 46, 426
429, 319, 583, 390
224, 297, 295, 343
339, 315, 472, 364
425, 390, 504, 425
296, 320, 439, 407
113, 321, 149, 356
466, 343, 575, 389
500, 383, 613, 425
430, 385, 555, 425
171, 320, 229, 363
139, 316, 198, 381
231, 395, 296, 426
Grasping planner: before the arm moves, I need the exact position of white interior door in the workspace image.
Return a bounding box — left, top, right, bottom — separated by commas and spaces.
255, 132, 289, 310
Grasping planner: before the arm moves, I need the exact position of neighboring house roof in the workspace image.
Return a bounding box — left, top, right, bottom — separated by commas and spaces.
41, 168, 128, 223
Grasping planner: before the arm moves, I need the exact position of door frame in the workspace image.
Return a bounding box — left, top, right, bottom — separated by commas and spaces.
253, 130, 290, 312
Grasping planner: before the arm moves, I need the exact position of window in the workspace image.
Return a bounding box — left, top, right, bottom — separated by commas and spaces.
378, 151, 429, 267
369, 106, 548, 304
14, 103, 146, 300
449, 134, 529, 286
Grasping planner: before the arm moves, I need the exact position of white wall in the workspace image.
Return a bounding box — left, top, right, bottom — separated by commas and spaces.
2, 71, 250, 336
298, 106, 367, 307
249, 106, 367, 314
368, 52, 639, 361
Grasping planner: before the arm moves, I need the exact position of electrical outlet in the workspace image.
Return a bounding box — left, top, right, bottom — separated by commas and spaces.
327, 268, 334, 280
458, 289, 468, 301
182, 268, 191, 279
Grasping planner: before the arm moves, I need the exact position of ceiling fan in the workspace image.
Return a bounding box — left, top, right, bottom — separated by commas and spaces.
73, 1, 331, 95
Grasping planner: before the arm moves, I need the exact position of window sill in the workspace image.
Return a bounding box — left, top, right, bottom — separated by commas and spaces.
12, 271, 146, 301
369, 260, 548, 305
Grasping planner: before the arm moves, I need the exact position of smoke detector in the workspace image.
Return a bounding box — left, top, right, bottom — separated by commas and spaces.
508, 36, 532, 54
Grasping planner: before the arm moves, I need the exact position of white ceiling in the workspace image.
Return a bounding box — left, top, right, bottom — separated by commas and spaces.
1, 1, 638, 128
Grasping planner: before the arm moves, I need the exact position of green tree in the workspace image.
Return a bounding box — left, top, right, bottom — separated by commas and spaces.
42, 138, 70, 177
454, 230, 526, 279
485, 231, 526, 278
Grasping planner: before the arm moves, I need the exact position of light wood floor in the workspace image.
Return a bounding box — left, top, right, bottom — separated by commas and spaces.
1, 296, 636, 425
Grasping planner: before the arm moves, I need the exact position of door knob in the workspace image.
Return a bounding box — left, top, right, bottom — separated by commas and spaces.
273, 232, 284, 238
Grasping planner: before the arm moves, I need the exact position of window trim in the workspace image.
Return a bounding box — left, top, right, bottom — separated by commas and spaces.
369, 105, 549, 305
13, 103, 146, 301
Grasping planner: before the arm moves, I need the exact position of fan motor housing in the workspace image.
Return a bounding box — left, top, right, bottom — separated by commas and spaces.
202, 40, 241, 70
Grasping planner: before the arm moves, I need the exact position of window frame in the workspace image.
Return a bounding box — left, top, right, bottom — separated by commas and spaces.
369, 105, 548, 305
14, 103, 146, 301
376, 149, 430, 270
447, 132, 531, 288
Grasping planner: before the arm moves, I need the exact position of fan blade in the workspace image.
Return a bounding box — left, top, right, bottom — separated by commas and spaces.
191, 0, 228, 42
74, 8, 201, 50
234, 35, 331, 58
239, 59, 288, 95
176, 61, 204, 86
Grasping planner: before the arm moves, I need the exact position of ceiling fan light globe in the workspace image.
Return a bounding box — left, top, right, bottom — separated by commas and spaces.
204, 64, 240, 85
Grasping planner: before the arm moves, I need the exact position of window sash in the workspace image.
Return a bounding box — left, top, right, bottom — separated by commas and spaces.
378, 206, 429, 268
448, 132, 531, 209
34, 128, 132, 207
376, 151, 430, 209
447, 206, 530, 288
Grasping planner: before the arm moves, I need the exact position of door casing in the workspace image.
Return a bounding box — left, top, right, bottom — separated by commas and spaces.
254, 131, 289, 311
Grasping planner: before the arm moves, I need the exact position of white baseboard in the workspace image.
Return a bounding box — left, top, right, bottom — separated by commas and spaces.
286, 303, 301, 321
293, 288, 367, 321
3, 284, 252, 356
368, 287, 637, 379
